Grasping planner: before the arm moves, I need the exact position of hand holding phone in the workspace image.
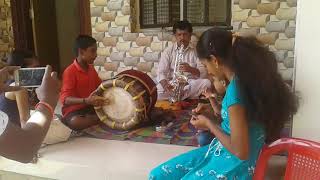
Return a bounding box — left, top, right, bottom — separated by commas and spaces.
14, 67, 46, 87
35, 66, 60, 108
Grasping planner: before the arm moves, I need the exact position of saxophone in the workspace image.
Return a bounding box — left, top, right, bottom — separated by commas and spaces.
168, 44, 188, 103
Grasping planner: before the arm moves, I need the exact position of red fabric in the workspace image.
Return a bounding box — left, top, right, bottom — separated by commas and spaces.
60, 59, 101, 117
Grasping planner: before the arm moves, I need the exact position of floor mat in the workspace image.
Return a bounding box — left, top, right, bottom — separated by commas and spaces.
84, 101, 201, 147
83, 101, 292, 147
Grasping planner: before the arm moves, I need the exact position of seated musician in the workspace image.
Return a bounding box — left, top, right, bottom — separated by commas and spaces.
60, 35, 107, 130
157, 20, 211, 101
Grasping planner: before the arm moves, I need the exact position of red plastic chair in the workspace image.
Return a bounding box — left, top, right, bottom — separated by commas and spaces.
254, 138, 320, 180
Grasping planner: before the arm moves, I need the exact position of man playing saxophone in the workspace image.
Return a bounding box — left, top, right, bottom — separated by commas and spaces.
157, 20, 211, 101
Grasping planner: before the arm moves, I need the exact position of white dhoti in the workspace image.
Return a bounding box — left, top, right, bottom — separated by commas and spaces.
157, 78, 211, 100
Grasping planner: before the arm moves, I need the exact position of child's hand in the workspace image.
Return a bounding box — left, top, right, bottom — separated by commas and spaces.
202, 88, 216, 99
85, 95, 108, 106
190, 114, 211, 130
192, 103, 204, 114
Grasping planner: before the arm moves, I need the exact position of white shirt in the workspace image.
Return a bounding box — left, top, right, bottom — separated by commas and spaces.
0, 110, 8, 136
157, 42, 207, 83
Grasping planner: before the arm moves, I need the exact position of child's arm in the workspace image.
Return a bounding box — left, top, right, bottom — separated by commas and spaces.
64, 97, 86, 105
65, 95, 106, 107
203, 89, 221, 115
15, 88, 30, 127
208, 95, 221, 115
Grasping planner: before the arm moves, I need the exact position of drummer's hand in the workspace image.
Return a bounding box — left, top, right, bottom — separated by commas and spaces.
85, 95, 108, 106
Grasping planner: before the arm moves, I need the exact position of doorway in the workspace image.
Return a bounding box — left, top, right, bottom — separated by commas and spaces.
10, 0, 91, 74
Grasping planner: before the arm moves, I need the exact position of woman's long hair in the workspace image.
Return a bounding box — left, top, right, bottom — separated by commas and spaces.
196, 29, 299, 143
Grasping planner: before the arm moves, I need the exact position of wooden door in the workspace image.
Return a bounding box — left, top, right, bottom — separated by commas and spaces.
30, 0, 60, 73
10, 0, 34, 51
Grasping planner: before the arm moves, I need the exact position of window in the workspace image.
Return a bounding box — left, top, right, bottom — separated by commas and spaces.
139, 0, 232, 28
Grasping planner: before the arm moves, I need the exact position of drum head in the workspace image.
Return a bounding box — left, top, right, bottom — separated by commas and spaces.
102, 87, 135, 122
94, 69, 157, 130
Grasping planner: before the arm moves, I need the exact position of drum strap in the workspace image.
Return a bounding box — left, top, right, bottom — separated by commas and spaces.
119, 74, 152, 96
111, 121, 116, 129
150, 86, 157, 94
136, 104, 147, 120
94, 106, 101, 110
100, 84, 107, 91
124, 80, 136, 91
100, 115, 107, 122
135, 106, 145, 112
130, 117, 137, 124
133, 90, 146, 100
113, 79, 117, 87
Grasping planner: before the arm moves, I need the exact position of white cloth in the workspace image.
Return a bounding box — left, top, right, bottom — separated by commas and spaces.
157, 79, 211, 100
28, 110, 72, 146
42, 117, 72, 145
157, 42, 211, 100
0, 110, 8, 136
157, 42, 207, 83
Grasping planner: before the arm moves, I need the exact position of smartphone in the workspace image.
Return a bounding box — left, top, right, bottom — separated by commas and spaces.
14, 67, 46, 87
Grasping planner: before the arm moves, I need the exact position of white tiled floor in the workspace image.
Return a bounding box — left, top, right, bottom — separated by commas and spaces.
0, 136, 287, 179
1, 101, 287, 179
0, 137, 195, 180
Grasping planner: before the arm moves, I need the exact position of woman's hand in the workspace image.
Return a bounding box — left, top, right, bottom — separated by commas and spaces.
202, 88, 216, 99
190, 114, 212, 130
35, 65, 60, 108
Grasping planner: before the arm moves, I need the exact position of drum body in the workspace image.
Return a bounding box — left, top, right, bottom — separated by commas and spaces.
94, 70, 157, 130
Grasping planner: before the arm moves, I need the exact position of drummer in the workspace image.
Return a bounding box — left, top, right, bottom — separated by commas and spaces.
60, 35, 107, 130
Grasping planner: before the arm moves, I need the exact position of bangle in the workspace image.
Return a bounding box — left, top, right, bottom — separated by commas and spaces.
83, 98, 87, 104
35, 102, 54, 118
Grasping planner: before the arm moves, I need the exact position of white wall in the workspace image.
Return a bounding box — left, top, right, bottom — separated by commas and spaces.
292, 0, 320, 141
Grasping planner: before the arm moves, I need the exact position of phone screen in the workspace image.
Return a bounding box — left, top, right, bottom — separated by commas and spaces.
14, 67, 46, 87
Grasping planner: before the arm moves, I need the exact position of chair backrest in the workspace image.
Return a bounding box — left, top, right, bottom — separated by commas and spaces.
253, 138, 320, 180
